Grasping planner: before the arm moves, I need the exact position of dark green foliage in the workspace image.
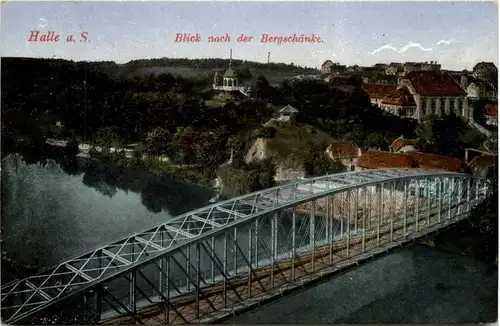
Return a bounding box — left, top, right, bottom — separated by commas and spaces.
416, 113, 485, 158
65, 137, 80, 156
303, 151, 346, 177
217, 158, 276, 197
468, 166, 498, 263
144, 127, 170, 158
256, 126, 277, 138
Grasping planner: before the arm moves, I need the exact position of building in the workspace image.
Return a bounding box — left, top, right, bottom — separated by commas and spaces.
356, 151, 418, 170
277, 105, 298, 123
373, 63, 388, 73
213, 49, 251, 96
396, 71, 469, 122
325, 141, 360, 171
421, 61, 441, 71
356, 150, 464, 173
379, 87, 418, 119
321, 60, 347, 75
361, 83, 396, 107
466, 79, 497, 101
406, 152, 464, 173
385, 63, 403, 75
346, 65, 361, 74
390, 137, 418, 153
473, 62, 498, 82
484, 104, 498, 126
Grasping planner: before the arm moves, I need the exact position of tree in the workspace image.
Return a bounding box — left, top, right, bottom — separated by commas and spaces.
65, 137, 80, 156
303, 151, 346, 177
94, 126, 122, 153
364, 132, 391, 150
468, 168, 498, 263
416, 114, 470, 157
256, 126, 277, 138
144, 127, 170, 159
255, 75, 271, 99
170, 126, 196, 167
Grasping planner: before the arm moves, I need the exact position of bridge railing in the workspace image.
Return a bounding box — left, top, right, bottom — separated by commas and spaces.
2, 172, 490, 325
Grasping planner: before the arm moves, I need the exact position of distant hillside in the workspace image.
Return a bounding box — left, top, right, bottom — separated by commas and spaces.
1, 57, 320, 85
123, 58, 320, 85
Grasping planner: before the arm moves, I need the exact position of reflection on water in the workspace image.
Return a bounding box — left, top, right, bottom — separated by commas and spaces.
1, 154, 214, 269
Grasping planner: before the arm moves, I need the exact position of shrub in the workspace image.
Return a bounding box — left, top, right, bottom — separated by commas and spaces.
257, 126, 277, 138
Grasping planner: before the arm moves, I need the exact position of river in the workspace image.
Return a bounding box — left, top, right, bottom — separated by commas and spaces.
0, 154, 215, 273
227, 244, 498, 324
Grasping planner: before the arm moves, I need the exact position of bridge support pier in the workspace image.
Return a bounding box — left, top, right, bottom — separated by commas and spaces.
310, 201, 316, 271
415, 180, 419, 232
448, 178, 454, 220
129, 271, 136, 325
362, 189, 367, 252
346, 196, 350, 259
329, 195, 335, 264
457, 179, 463, 218
437, 180, 442, 223
403, 181, 408, 239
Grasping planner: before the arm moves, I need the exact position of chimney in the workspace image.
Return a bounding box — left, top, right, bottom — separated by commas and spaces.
268, 52, 270, 63
460, 74, 468, 89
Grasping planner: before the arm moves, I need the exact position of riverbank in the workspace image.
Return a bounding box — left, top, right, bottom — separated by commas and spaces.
46, 138, 219, 192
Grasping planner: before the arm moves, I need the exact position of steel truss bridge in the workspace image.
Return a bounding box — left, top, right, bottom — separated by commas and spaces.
1, 169, 491, 324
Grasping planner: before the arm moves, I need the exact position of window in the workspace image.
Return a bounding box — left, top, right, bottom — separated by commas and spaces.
453, 99, 460, 114
430, 99, 437, 114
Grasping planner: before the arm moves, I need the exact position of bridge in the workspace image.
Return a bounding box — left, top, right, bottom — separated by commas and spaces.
1, 168, 490, 324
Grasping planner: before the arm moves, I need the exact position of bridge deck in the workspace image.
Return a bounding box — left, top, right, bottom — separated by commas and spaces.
102, 201, 471, 325
0, 169, 489, 325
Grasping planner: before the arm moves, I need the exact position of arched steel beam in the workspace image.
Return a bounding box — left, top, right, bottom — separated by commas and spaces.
1, 168, 489, 323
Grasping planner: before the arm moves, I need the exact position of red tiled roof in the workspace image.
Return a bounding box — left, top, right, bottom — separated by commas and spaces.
403, 71, 467, 95
407, 152, 464, 173
381, 87, 416, 106
485, 104, 498, 117
326, 141, 359, 159
390, 138, 418, 152
357, 150, 464, 172
362, 83, 396, 98
356, 151, 418, 169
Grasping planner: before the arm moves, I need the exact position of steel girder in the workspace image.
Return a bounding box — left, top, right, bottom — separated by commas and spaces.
0, 168, 490, 324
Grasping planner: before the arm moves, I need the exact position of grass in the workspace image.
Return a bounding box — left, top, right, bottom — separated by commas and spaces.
205, 93, 237, 108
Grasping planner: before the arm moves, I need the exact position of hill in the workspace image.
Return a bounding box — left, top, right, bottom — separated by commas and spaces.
123, 57, 320, 85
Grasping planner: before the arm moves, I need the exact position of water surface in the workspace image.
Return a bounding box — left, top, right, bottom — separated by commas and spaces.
1, 154, 214, 269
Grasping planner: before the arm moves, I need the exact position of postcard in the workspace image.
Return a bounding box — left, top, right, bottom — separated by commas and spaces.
1, 1, 498, 325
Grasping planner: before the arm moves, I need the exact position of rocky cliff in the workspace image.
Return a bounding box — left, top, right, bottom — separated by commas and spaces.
215, 123, 334, 197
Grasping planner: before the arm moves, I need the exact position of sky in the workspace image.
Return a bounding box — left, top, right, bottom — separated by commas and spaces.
1, 1, 498, 70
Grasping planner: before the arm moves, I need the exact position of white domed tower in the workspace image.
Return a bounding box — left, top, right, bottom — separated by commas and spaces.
223, 49, 239, 89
